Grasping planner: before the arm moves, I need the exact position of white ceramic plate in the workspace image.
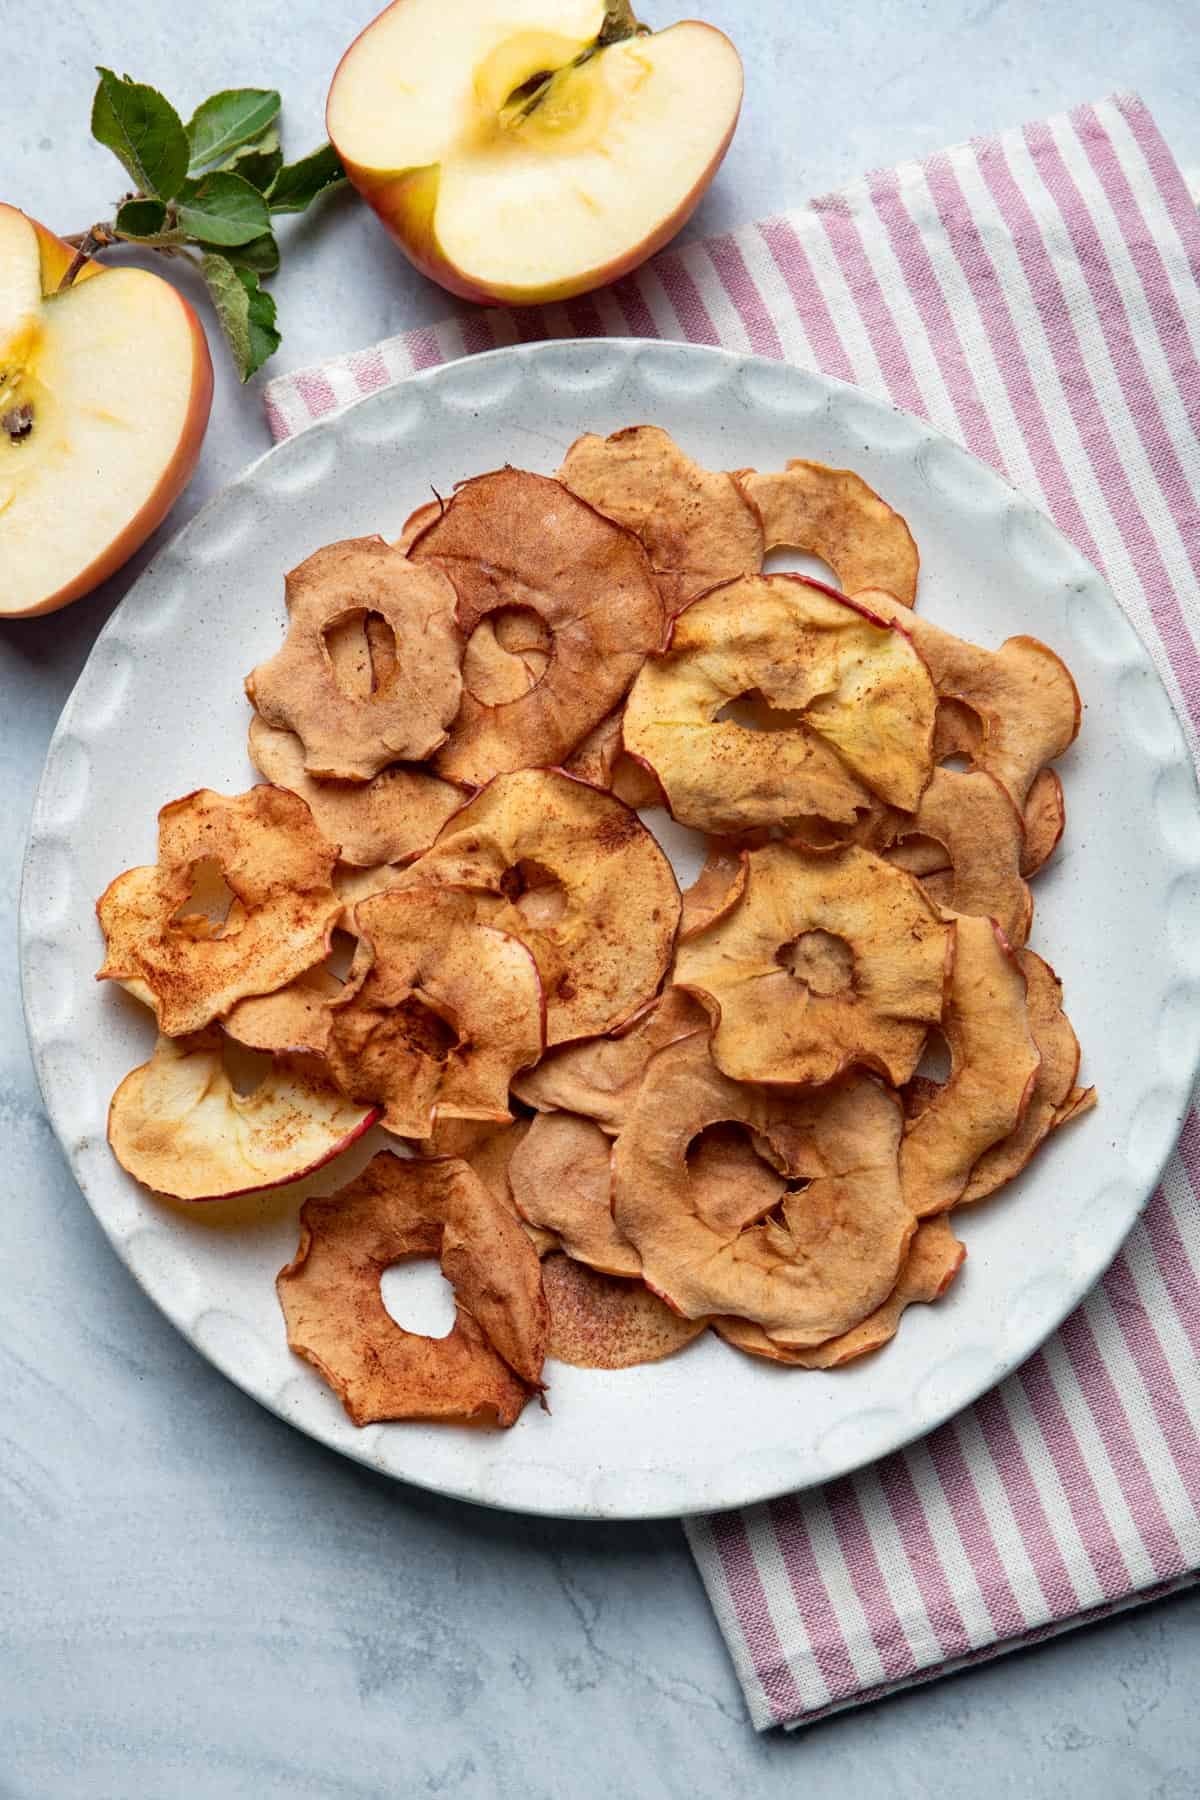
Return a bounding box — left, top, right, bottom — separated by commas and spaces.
21, 339, 1200, 1520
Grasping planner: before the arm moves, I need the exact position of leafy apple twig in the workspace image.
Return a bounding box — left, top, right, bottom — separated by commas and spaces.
62, 69, 347, 381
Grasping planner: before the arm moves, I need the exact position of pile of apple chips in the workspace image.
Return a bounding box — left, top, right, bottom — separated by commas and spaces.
97, 426, 1093, 1428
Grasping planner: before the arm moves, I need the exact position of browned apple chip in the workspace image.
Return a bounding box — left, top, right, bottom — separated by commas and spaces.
406, 1116, 560, 1255
222, 965, 341, 1057
509, 1111, 639, 1276
276, 1153, 548, 1426
562, 707, 666, 810
737, 460, 919, 606
558, 425, 763, 612
408, 468, 665, 783
674, 841, 952, 1087
885, 767, 1032, 947
542, 1256, 709, 1369
108, 1030, 378, 1201
1022, 766, 1065, 876
245, 537, 462, 781
512, 986, 708, 1130
97, 786, 341, 1036
327, 887, 543, 1138
248, 716, 467, 868
678, 841, 749, 940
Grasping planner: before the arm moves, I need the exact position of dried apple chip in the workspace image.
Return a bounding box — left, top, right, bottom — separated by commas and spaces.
327, 887, 543, 1138
543, 1257, 708, 1369
512, 986, 709, 1131
277, 1153, 548, 1427
900, 915, 1041, 1216
397, 768, 681, 1045
558, 425, 763, 612
223, 965, 341, 1057
108, 1030, 378, 1201
563, 708, 665, 810
886, 767, 1032, 947
674, 841, 952, 1086
248, 716, 467, 868
612, 1035, 913, 1344
678, 841, 748, 940
97, 785, 341, 1036
1022, 766, 1065, 876
716, 1216, 965, 1367
245, 536, 462, 781
406, 1117, 560, 1256
408, 468, 665, 783
509, 1111, 639, 1277
623, 575, 935, 835
737, 460, 919, 605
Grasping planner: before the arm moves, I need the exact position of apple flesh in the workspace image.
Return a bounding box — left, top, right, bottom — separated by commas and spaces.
327, 0, 743, 305
0, 203, 212, 619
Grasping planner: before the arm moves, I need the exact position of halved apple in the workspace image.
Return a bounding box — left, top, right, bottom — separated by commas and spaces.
0, 203, 212, 619
326, 0, 744, 305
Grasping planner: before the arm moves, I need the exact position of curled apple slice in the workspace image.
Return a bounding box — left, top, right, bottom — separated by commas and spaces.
97, 785, 340, 1036
612, 1035, 914, 1344
512, 986, 708, 1131
248, 717, 467, 868
562, 707, 665, 809
736, 460, 919, 606
558, 425, 762, 612
222, 965, 341, 1057
245, 536, 462, 781
108, 1030, 378, 1201
678, 841, 748, 940
542, 1256, 708, 1369
407, 1116, 560, 1256
328, 887, 544, 1138
277, 1153, 548, 1426
623, 575, 936, 835
509, 1111, 639, 1276
886, 767, 1032, 947
1022, 766, 1065, 876
674, 841, 952, 1087
408, 468, 665, 784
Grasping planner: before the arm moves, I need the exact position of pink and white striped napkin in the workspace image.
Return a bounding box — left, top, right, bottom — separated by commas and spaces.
264, 92, 1200, 1731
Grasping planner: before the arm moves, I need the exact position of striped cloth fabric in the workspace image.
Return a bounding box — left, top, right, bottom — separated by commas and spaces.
264, 92, 1200, 1731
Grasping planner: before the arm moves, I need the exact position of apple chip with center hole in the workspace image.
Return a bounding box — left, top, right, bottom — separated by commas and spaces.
542, 1256, 709, 1370
736, 459, 919, 605
245, 536, 463, 781
512, 986, 708, 1131
97, 785, 341, 1036
108, 1030, 378, 1201
674, 841, 952, 1086
397, 768, 680, 1044
408, 468, 665, 784
327, 887, 544, 1138
623, 574, 935, 835
557, 425, 763, 612
277, 1153, 548, 1427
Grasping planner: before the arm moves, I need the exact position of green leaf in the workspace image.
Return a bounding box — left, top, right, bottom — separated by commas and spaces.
201, 253, 279, 381
185, 88, 281, 175
198, 229, 279, 274
114, 197, 168, 238
217, 127, 282, 192
267, 143, 347, 214
91, 68, 189, 199
177, 171, 271, 246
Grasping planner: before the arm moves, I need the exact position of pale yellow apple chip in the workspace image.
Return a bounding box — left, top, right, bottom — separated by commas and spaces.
277, 1153, 548, 1427
512, 986, 709, 1131
509, 1111, 639, 1276
396, 768, 680, 1045
562, 707, 665, 810
716, 1216, 965, 1367
408, 468, 665, 783
674, 841, 952, 1086
542, 1256, 709, 1370
248, 716, 466, 868
886, 767, 1032, 947
737, 460, 919, 605
245, 536, 462, 781
623, 575, 936, 834
97, 785, 341, 1036
900, 915, 1041, 1216
558, 425, 763, 612
1022, 766, 1065, 876
327, 887, 543, 1138
222, 965, 341, 1057
612, 1035, 914, 1344
108, 1030, 377, 1201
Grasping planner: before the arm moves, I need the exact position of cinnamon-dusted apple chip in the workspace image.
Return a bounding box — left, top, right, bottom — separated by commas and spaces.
248, 716, 466, 868
899, 914, 1040, 1217
1022, 766, 1065, 876
674, 841, 952, 1087
509, 1111, 639, 1276
327, 887, 543, 1138
737, 460, 919, 606
558, 425, 762, 612
543, 1257, 708, 1370
408, 468, 665, 783
277, 1153, 548, 1427
716, 1216, 965, 1367
223, 965, 341, 1057
406, 1117, 560, 1257
623, 575, 935, 834
398, 768, 680, 1045
108, 1030, 378, 1201
97, 785, 341, 1036
512, 986, 708, 1131
885, 766, 1032, 947
612, 1035, 914, 1344
245, 536, 462, 781
562, 708, 665, 810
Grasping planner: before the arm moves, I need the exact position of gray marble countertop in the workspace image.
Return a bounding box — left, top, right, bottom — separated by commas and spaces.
5, 2, 1199, 1793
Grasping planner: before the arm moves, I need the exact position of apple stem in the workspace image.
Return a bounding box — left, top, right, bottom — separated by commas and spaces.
57, 223, 119, 293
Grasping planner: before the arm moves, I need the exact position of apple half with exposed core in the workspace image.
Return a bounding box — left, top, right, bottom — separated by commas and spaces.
0, 203, 212, 618
327, 0, 743, 304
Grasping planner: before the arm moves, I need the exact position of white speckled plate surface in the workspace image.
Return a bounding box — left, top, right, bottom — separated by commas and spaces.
20, 339, 1200, 1520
